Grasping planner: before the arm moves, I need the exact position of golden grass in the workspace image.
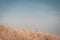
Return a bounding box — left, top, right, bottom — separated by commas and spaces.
0, 25, 60, 40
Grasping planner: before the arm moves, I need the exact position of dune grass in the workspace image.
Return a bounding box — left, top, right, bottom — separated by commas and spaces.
0, 25, 60, 40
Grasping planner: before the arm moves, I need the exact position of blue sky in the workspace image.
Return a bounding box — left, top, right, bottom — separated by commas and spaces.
0, 0, 60, 35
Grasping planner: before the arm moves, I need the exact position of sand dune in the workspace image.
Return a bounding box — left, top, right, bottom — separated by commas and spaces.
0, 25, 60, 40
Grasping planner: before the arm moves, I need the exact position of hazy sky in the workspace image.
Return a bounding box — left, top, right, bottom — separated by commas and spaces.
0, 0, 60, 35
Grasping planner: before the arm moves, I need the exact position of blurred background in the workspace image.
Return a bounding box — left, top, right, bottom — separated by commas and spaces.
0, 0, 60, 35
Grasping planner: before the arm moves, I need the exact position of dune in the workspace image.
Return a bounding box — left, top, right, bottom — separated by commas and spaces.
0, 25, 60, 40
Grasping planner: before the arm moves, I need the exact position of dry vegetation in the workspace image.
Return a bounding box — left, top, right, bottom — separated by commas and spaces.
0, 25, 60, 40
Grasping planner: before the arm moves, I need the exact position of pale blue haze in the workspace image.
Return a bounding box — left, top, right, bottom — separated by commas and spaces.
0, 0, 60, 35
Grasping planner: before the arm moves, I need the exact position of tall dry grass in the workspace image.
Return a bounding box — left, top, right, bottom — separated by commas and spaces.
0, 25, 60, 40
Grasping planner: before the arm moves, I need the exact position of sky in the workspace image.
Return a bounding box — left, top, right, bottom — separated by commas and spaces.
0, 0, 60, 35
